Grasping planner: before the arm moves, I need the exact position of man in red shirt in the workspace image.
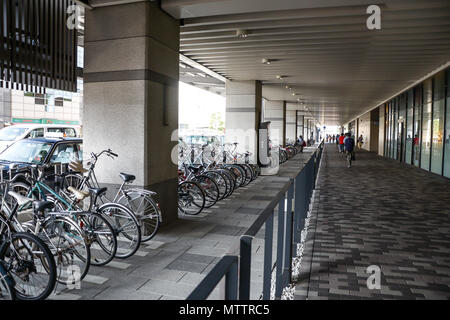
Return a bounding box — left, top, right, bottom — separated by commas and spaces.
338, 133, 345, 153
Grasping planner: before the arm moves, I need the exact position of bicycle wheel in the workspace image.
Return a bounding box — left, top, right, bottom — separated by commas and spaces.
97, 203, 141, 259
217, 169, 235, 197
41, 216, 90, 285
193, 175, 219, 208
0, 232, 56, 301
225, 165, 245, 188
79, 212, 117, 266
117, 192, 161, 243
178, 181, 205, 215
0, 261, 15, 300
238, 164, 253, 186
203, 170, 228, 200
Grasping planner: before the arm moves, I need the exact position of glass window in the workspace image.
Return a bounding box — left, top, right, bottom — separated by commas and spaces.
431, 72, 445, 175
413, 85, 422, 167
384, 104, 389, 156
444, 71, 450, 178
405, 89, 414, 164
0, 126, 28, 141
28, 128, 44, 139
393, 98, 398, 160
421, 79, 432, 171
0, 140, 52, 164
50, 143, 80, 164
399, 94, 407, 162
385, 103, 390, 157
47, 127, 76, 137
35, 93, 45, 105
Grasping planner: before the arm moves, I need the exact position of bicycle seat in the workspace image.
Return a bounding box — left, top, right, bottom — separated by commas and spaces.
89, 187, 108, 197
33, 201, 54, 212
8, 191, 32, 207
119, 173, 136, 183
67, 186, 90, 200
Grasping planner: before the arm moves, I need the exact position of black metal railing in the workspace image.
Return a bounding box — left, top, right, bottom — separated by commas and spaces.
187, 141, 325, 300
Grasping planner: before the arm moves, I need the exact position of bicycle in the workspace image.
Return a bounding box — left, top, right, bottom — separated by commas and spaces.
0, 206, 56, 300
9, 165, 118, 267
62, 150, 153, 245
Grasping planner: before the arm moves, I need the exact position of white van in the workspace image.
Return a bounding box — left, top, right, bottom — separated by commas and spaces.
0, 124, 80, 153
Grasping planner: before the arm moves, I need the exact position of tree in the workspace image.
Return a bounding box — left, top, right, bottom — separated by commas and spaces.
209, 112, 225, 133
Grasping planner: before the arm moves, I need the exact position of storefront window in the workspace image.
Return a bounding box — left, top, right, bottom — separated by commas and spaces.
393, 98, 398, 160
413, 85, 422, 167
421, 79, 432, 171
431, 72, 445, 175
444, 71, 450, 178
386, 103, 391, 157
405, 89, 414, 164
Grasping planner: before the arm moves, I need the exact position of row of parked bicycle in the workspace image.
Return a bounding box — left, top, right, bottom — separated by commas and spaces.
177, 140, 261, 216
279, 141, 304, 164
0, 139, 306, 300
0, 149, 161, 300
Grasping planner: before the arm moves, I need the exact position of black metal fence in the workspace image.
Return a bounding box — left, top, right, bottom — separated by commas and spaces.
187, 141, 324, 300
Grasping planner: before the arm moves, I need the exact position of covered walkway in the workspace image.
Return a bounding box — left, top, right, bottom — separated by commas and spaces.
295, 144, 450, 300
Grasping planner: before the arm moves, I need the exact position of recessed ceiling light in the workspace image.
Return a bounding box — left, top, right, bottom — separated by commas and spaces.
276, 75, 285, 80
285, 85, 291, 90
262, 58, 272, 65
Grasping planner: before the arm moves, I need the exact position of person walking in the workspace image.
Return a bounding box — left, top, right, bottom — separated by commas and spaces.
298, 135, 305, 152
357, 135, 364, 149
338, 133, 345, 153
343, 133, 355, 168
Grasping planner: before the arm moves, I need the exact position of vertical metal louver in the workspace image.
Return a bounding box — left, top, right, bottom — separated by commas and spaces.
0, 0, 78, 93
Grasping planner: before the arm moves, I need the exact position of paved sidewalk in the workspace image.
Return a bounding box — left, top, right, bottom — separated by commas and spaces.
51, 146, 318, 300
295, 144, 450, 300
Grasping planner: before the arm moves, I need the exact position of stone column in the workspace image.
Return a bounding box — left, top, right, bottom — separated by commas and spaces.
225, 80, 262, 163
285, 104, 296, 143
83, 1, 180, 224
263, 100, 285, 146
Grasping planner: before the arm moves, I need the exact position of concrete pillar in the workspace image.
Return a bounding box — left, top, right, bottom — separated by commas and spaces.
285, 105, 296, 143
83, 2, 180, 224
263, 100, 285, 146
297, 114, 304, 139
225, 80, 262, 163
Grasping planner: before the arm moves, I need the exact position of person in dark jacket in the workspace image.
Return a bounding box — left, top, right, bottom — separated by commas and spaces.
343, 133, 355, 168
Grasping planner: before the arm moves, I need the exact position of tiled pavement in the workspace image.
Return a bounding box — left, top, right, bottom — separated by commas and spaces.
295, 144, 450, 300
50, 146, 319, 300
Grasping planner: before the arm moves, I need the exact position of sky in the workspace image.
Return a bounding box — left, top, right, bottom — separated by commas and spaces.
178, 82, 225, 129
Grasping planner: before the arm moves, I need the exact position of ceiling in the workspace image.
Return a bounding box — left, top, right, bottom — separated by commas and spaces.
80, 0, 450, 126
161, 0, 450, 125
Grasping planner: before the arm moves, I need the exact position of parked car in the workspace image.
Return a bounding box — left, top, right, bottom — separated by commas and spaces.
0, 137, 83, 185
0, 124, 80, 153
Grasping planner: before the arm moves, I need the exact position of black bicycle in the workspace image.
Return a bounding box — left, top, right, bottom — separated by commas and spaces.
0, 215, 56, 300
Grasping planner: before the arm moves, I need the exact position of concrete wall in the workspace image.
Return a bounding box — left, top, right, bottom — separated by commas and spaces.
83, 1, 180, 223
